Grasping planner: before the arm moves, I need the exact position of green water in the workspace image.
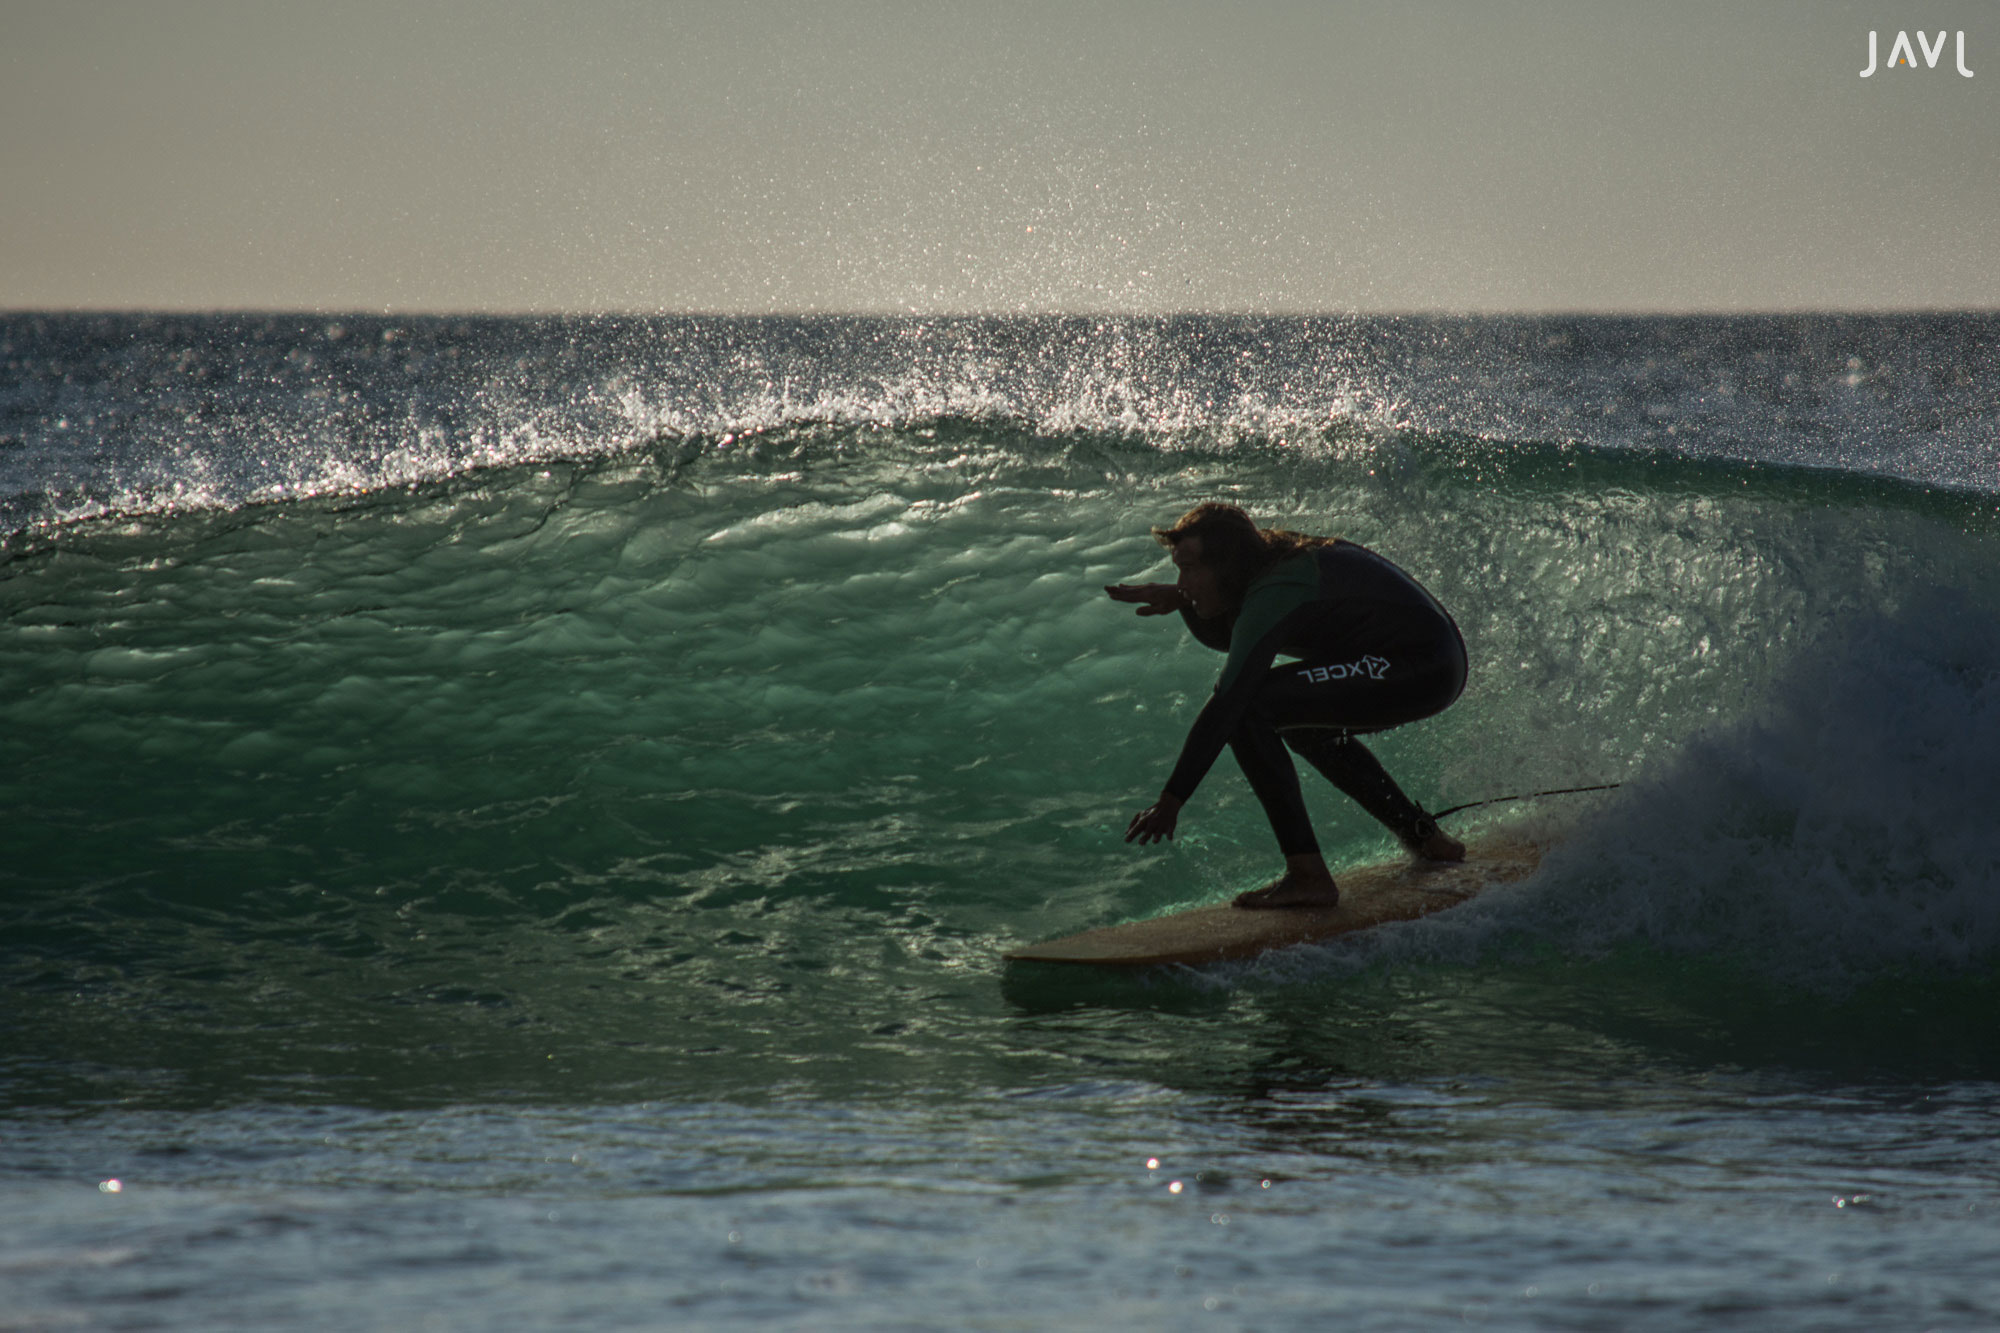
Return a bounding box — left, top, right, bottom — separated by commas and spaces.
5, 423, 1995, 1106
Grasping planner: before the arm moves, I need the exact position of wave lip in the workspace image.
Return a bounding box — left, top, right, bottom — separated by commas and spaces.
6, 312, 1999, 538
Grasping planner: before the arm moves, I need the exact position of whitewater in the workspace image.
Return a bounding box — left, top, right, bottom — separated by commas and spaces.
3, 312, 1999, 1329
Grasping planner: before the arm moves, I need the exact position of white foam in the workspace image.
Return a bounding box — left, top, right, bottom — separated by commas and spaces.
1247, 587, 2000, 994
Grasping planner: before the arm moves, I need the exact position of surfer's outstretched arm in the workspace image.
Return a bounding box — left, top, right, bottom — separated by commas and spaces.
1104, 583, 1187, 617
1108, 581, 1234, 654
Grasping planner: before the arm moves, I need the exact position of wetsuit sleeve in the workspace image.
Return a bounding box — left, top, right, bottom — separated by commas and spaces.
1160, 592, 1313, 803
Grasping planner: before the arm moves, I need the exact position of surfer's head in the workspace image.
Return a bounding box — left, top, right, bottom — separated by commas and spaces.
1153, 503, 1276, 615
1164, 529, 1228, 618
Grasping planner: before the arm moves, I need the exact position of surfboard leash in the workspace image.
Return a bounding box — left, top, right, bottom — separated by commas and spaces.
1432, 783, 1622, 822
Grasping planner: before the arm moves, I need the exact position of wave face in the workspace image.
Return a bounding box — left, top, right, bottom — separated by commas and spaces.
4, 314, 2000, 1106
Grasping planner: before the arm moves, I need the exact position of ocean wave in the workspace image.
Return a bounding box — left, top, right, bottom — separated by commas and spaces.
6, 354, 2000, 1095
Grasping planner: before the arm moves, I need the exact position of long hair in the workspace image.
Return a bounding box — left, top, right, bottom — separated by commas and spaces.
1150, 503, 1333, 612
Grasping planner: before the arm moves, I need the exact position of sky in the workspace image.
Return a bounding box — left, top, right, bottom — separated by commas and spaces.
2, 0, 1994, 314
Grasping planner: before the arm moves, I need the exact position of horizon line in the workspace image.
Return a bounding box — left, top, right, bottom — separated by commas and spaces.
6, 305, 1999, 321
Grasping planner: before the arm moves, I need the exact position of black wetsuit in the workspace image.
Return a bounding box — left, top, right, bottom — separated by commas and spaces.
1163, 540, 1467, 857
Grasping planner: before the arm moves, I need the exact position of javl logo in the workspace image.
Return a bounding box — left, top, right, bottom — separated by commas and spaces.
1860, 30, 1975, 76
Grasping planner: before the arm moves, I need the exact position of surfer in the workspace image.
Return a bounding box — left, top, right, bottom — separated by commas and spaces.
1108, 503, 1467, 909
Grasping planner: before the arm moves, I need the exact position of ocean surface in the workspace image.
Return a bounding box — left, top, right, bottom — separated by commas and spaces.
3, 312, 1999, 1329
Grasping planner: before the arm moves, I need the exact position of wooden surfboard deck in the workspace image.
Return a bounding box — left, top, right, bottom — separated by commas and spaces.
1005, 833, 1546, 968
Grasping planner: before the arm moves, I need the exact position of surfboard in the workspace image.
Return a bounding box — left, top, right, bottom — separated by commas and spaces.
1004, 832, 1546, 968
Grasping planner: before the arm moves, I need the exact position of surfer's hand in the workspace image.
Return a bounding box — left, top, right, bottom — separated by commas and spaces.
1125, 794, 1183, 845
1105, 583, 1186, 617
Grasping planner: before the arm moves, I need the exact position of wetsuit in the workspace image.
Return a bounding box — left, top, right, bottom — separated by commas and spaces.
1163, 539, 1467, 857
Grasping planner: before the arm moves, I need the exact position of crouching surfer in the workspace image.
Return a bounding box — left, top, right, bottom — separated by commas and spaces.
1108, 503, 1467, 909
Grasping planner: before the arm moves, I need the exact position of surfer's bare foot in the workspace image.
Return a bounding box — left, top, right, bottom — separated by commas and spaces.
1233, 873, 1340, 910
1410, 828, 1465, 862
